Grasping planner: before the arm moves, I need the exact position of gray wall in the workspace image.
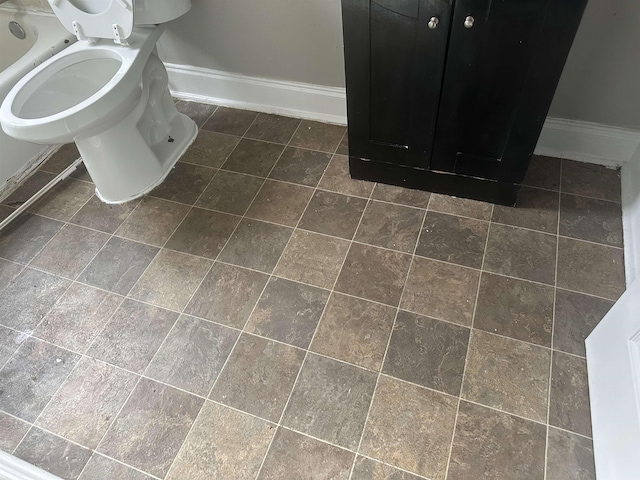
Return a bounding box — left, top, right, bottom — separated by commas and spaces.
548, 0, 640, 129
160, 0, 640, 130
158, 0, 346, 88
4, 0, 639, 129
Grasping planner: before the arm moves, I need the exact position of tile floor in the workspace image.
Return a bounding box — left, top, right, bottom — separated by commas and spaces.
0, 102, 625, 480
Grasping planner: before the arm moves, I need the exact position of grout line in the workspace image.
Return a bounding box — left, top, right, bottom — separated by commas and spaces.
444, 203, 494, 479
346, 189, 426, 480
165, 115, 306, 480
544, 158, 563, 480
253, 124, 351, 480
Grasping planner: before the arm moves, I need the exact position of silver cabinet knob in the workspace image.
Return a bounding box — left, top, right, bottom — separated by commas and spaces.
464, 15, 474, 28
428, 16, 439, 29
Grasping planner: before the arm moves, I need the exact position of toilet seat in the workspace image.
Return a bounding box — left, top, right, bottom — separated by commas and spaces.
49, 0, 134, 42
0, 26, 162, 144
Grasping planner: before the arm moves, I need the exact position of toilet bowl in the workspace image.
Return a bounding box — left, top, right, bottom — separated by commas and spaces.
0, 0, 196, 204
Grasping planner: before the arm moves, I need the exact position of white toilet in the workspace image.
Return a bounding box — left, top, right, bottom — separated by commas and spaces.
0, 0, 197, 204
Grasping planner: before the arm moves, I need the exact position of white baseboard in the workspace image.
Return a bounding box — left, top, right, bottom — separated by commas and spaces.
535, 118, 640, 167
165, 63, 347, 125
166, 63, 640, 168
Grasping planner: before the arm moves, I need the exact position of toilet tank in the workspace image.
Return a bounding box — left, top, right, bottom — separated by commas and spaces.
134, 0, 192, 26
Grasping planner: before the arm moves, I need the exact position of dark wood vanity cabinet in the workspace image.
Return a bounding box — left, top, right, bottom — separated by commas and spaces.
342, 0, 587, 205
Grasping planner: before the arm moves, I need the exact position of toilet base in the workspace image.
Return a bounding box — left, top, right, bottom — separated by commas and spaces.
91, 112, 197, 204
75, 53, 198, 204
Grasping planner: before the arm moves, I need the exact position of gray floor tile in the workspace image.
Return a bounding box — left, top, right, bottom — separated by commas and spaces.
211, 333, 305, 422
289, 120, 346, 153
196, 170, 264, 215
557, 236, 625, 300
318, 154, 375, 198
336, 132, 349, 155
0, 258, 23, 292
416, 211, 488, 268
428, 193, 493, 221
335, 243, 411, 307
14, 427, 92, 479
383, 311, 469, 396
87, 299, 178, 373
492, 186, 559, 234
310, 293, 396, 370
282, 353, 376, 449
554, 289, 613, 357
355, 201, 425, 253
202, 107, 258, 136
351, 456, 424, 480
523, 155, 561, 191
474, 273, 554, 346
0, 268, 70, 332
0, 213, 62, 264
274, 230, 350, 289
70, 196, 139, 233
186, 262, 269, 328
218, 219, 292, 273
78, 237, 158, 295
0, 338, 79, 422
97, 378, 203, 478
150, 162, 216, 205
484, 223, 557, 285
37, 357, 138, 449
0, 411, 30, 452
168, 402, 274, 480
268, 147, 331, 186
115, 197, 190, 247
371, 183, 431, 208
245, 113, 301, 144
360, 375, 457, 479
165, 207, 239, 259
175, 101, 217, 127
246, 277, 329, 348
221, 138, 284, 177
447, 401, 546, 480
246, 180, 314, 226
299, 190, 367, 239
462, 330, 550, 422
2, 171, 55, 207
549, 351, 592, 437
561, 160, 621, 202
29, 178, 95, 222
546, 427, 595, 480
30, 224, 110, 278
401, 256, 479, 327
258, 427, 353, 480
79, 454, 154, 480
34, 283, 123, 353
144, 315, 238, 396
128, 249, 212, 311
179, 129, 239, 168
0, 325, 27, 367
560, 193, 623, 247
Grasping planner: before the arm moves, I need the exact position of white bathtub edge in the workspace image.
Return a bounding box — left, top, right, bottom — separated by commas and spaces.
0, 450, 62, 480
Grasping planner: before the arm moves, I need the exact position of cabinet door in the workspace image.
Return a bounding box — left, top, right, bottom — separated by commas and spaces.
430, 0, 548, 178
342, 0, 451, 168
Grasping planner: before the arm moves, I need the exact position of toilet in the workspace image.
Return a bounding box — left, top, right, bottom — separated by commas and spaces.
0, 0, 197, 204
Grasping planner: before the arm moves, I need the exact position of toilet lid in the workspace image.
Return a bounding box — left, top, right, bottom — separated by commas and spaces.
50, 0, 134, 42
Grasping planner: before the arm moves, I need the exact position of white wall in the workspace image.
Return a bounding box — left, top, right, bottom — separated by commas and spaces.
158, 0, 345, 88
548, 0, 640, 129
158, 0, 640, 130
4, 0, 639, 130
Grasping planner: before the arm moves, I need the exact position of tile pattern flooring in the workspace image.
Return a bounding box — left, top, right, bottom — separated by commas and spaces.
0, 102, 625, 480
